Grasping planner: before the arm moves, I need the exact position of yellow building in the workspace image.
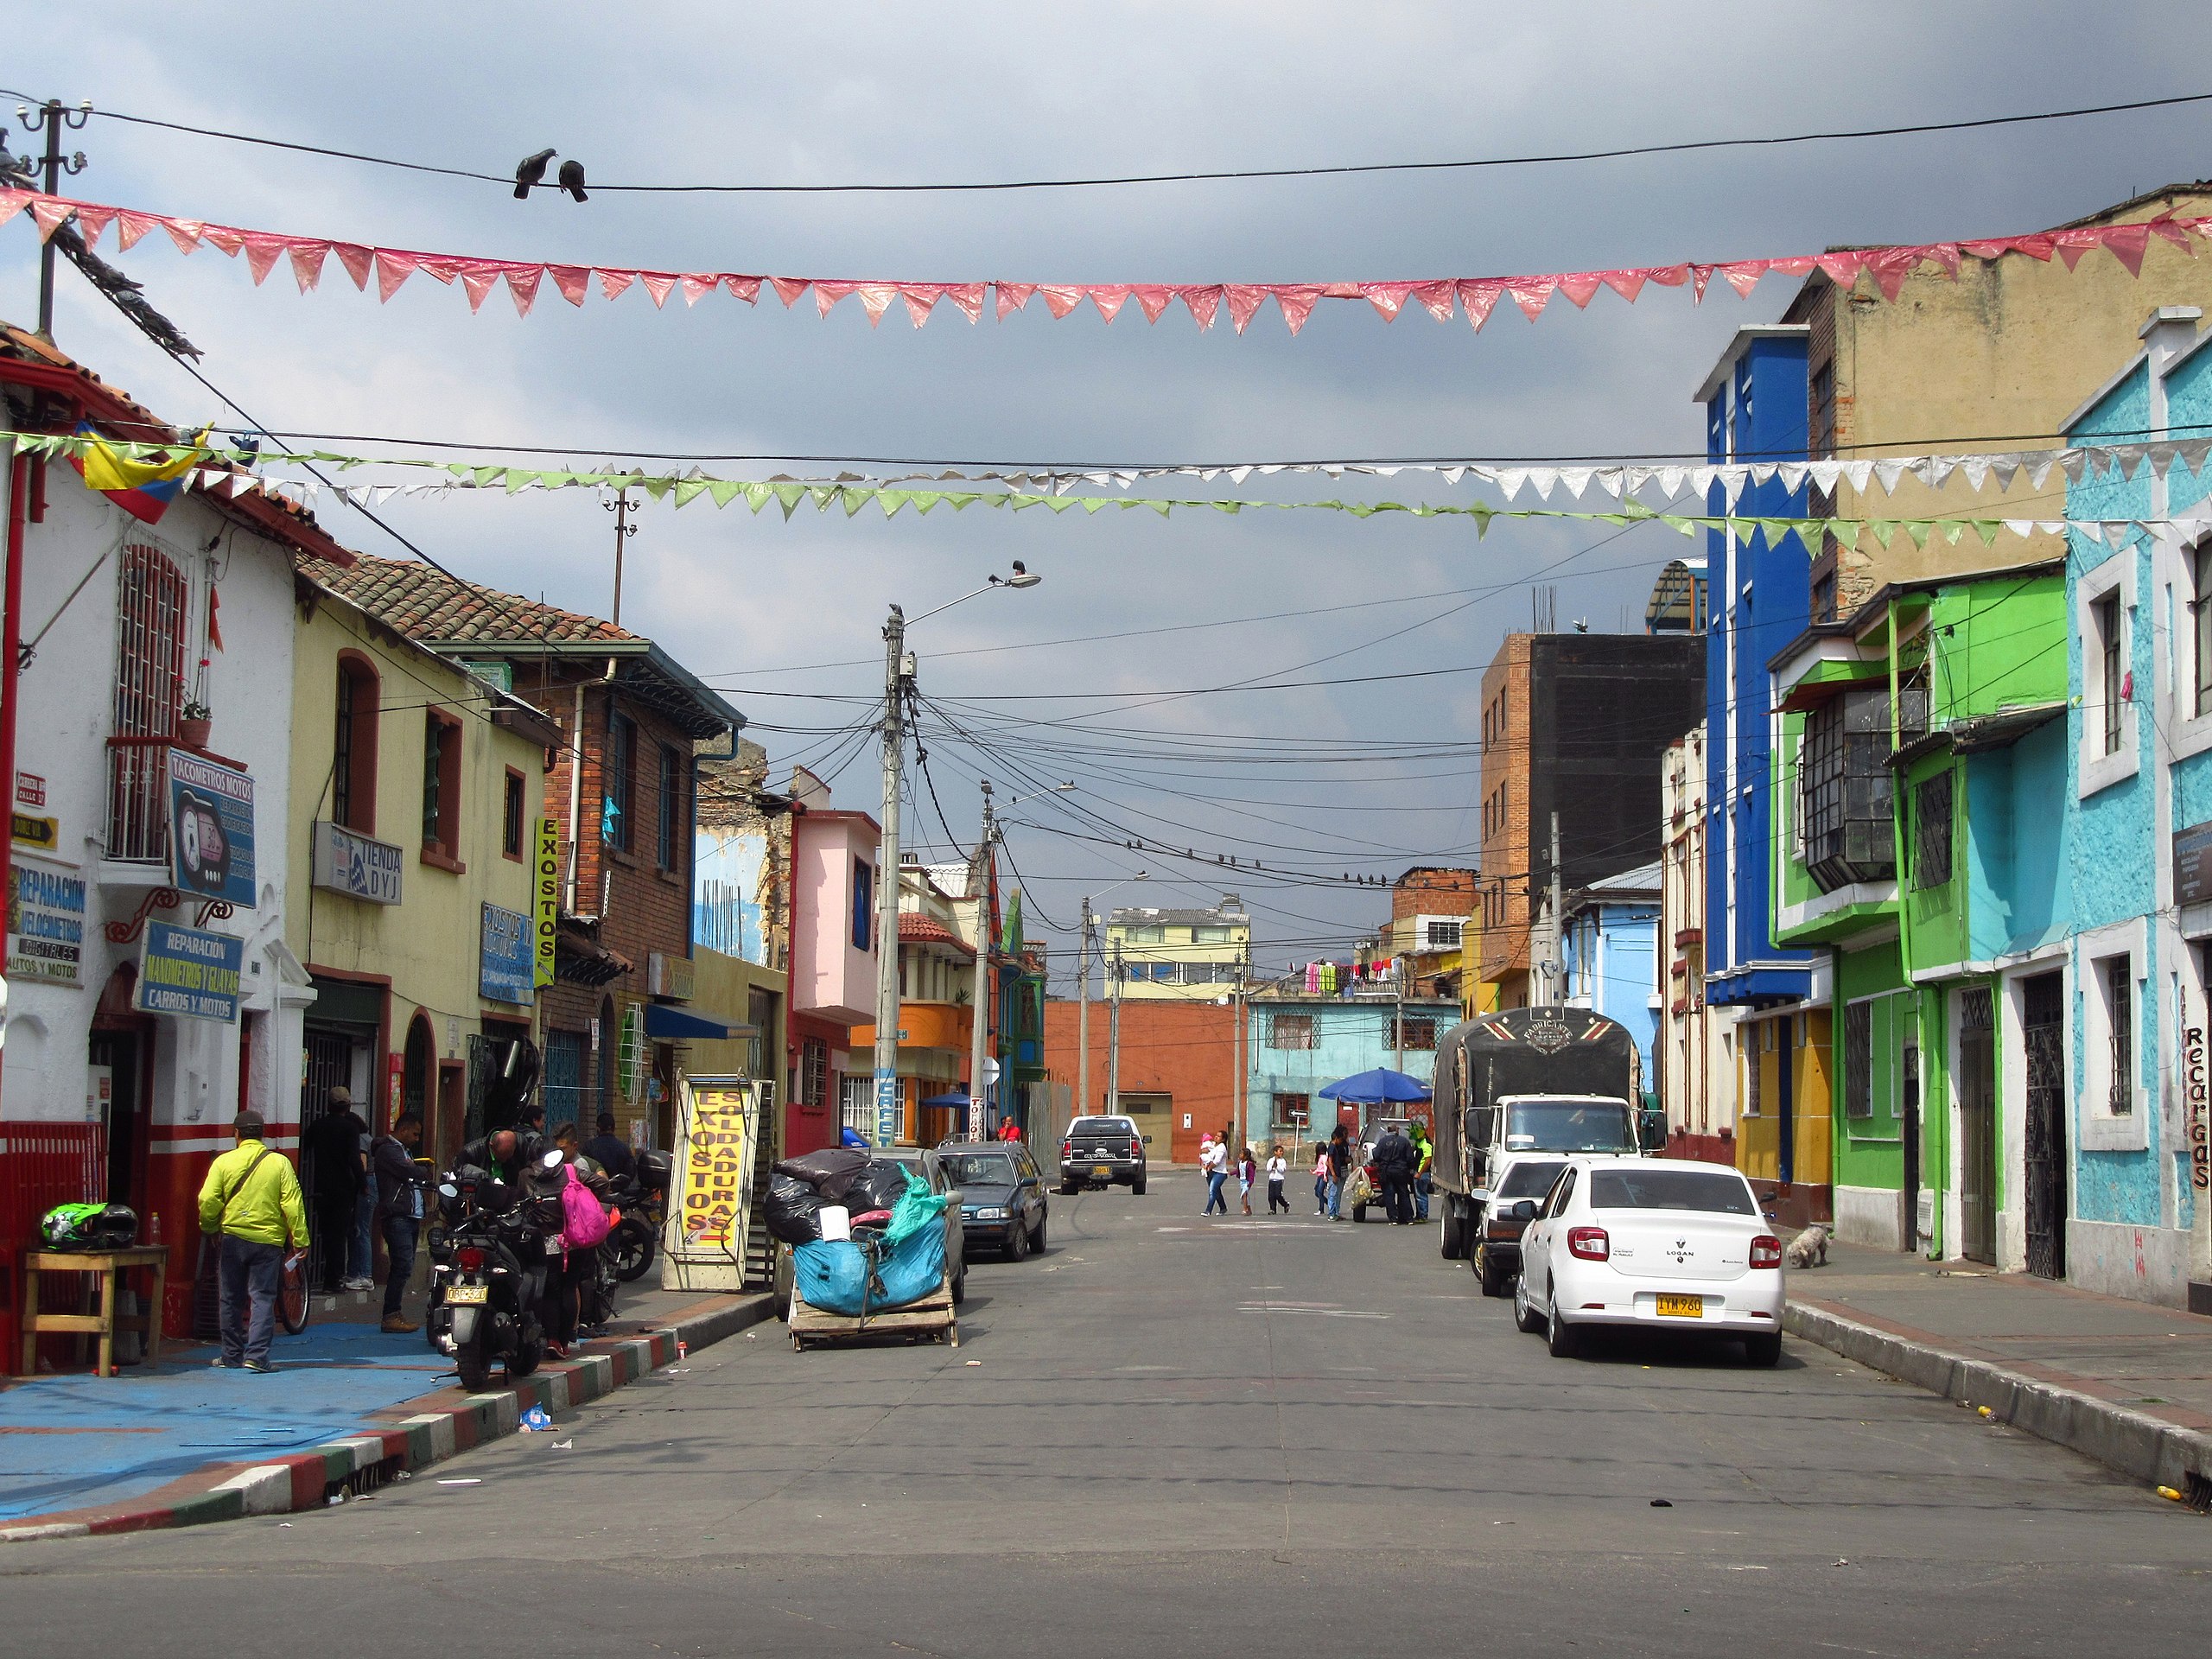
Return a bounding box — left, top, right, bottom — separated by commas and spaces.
1107, 896, 1250, 1001
287, 573, 560, 1170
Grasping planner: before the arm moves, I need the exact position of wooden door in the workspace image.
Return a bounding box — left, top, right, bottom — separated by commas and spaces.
2020, 972, 2067, 1280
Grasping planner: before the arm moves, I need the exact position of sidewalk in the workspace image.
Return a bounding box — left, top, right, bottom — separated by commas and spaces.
0, 1281, 774, 1539
1784, 1242, 2212, 1497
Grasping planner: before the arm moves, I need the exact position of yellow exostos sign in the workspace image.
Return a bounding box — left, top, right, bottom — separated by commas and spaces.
534, 816, 559, 987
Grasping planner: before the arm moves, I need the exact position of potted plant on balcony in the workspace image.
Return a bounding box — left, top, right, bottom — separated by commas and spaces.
177, 699, 213, 750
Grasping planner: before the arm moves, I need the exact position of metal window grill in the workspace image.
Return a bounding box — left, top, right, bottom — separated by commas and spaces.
799, 1037, 830, 1108
1912, 770, 1954, 890
1844, 1000, 1872, 1118
2105, 957, 2133, 1116
1270, 1014, 1316, 1051
106, 543, 187, 861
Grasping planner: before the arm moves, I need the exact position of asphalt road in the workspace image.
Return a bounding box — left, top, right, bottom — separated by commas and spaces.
5, 1173, 2205, 1656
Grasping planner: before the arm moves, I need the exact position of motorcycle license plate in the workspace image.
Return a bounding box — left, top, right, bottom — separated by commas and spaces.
447, 1283, 490, 1306
1092, 1164, 1114, 1179
1655, 1294, 1704, 1319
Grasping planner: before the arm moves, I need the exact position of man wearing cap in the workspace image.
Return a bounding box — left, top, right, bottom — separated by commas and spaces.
196, 1111, 308, 1372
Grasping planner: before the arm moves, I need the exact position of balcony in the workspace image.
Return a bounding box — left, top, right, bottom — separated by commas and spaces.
104, 736, 171, 870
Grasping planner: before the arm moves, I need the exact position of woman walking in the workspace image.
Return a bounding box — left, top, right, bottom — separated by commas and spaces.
1201, 1135, 1230, 1216
1325, 1122, 1352, 1221
1237, 1147, 1256, 1216
1266, 1145, 1288, 1215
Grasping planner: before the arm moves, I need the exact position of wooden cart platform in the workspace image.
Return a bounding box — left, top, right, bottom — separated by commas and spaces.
788, 1277, 959, 1351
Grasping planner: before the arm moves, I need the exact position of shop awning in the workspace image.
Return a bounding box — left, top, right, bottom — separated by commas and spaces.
643, 1003, 757, 1041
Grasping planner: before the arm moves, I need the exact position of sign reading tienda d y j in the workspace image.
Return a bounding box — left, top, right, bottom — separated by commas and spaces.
168, 747, 256, 906
136, 920, 244, 1022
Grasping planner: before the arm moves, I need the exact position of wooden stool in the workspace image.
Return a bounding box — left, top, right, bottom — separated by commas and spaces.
19, 1247, 168, 1376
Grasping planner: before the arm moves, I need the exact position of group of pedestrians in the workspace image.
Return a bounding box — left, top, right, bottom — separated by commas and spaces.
1198, 1117, 1433, 1224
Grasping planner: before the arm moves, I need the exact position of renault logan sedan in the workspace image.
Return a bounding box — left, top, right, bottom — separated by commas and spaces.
1513, 1158, 1785, 1365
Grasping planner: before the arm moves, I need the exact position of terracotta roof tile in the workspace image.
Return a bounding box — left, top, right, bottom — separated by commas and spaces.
305, 551, 641, 647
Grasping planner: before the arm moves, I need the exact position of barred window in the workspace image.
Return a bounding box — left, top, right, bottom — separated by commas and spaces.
2102, 956, 2133, 1116
1912, 770, 1954, 890
798, 1037, 830, 1108
1844, 1000, 1873, 1119
1802, 687, 1896, 893
1269, 1014, 1316, 1051
1391, 1016, 1439, 1051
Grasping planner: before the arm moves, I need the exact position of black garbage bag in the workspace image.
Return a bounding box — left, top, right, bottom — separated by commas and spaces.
766, 1173, 827, 1244
843, 1158, 918, 1217
773, 1147, 872, 1200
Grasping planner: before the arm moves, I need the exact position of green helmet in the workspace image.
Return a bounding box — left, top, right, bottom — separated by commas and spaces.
40, 1202, 138, 1251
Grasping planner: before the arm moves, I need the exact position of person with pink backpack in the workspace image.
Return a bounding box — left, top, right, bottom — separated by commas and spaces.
529, 1147, 611, 1357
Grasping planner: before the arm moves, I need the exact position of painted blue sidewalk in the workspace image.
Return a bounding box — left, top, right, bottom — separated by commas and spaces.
0, 1320, 448, 1522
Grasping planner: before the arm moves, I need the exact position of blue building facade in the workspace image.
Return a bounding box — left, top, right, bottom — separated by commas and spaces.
2054, 304, 2212, 1309
1245, 985, 1459, 1147
1560, 862, 1661, 1103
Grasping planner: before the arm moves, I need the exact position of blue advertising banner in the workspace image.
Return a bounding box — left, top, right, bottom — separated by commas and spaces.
480, 902, 534, 1005
168, 748, 256, 906
136, 921, 243, 1021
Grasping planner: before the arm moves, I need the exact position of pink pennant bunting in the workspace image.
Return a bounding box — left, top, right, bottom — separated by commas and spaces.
506, 265, 543, 318
1644, 264, 1689, 288
995, 282, 1035, 319
1413, 281, 1455, 321
724, 276, 762, 304
549, 264, 591, 306
1179, 286, 1221, 330
1506, 276, 1555, 320
458, 262, 504, 313
1457, 279, 1501, 330
640, 271, 679, 308
1556, 272, 1603, 309
1039, 285, 1085, 319
1360, 282, 1414, 321
945, 283, 986, 323
29, 198, 75, 242
856, 283, 897, 326
1923, 243, 1961, 280
1273, 285, 1322, 335
1089, 285, 1130, 324
374, 250, 417, 302
1689, 265, 1713, 303
899, 283, 944, 327
812, 280, 856, 317
0, 193, 29, 232
1599, 269, 1647, 303
334, 244, 374, 290
2099, 221, 2152, 276
115, 210, 158, 251
1865, 247, 1919, 300
71, 205, 116, 247
679, 273, 718, 306
770, 275, 809, 308
416, 257, 461, 285
1224, 285, 1268, 334
201, 226, 245, 257
1815, 251, 1862, 287
2148, 216, 2196, 253
1767, 256, 1816, 278
1719, 261, 1767, 298
1131, 284, 1173, 323
287, 240, 329, 293
242, 233, 289, 286
598, 268, 636, 302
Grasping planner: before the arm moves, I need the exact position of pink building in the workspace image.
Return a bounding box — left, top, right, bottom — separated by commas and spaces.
785, 768, 880, 1156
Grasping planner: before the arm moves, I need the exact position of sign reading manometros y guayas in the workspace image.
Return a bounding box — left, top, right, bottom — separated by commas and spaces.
671, 1077, 760, 1280
135, 920, 244, 1021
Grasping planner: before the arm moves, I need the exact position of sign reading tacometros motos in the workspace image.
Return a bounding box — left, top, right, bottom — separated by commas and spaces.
662, 1076, 759, 1293
479, 902, 534, 1005
135, 920, 243, 1021
168, 748, 256, 906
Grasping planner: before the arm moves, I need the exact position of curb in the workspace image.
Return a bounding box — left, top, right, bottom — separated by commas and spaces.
1784, 1300, 2212, 1490
0, 1292, 774, 1544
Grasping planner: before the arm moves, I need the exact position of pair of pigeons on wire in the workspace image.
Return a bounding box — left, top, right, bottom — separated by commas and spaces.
514, 149, 587, 201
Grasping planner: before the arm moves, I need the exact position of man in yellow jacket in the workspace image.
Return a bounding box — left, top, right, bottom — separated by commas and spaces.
196, 1111, 309, 1372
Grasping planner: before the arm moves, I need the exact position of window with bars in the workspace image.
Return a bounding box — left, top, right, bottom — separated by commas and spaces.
2094, 594, 2124, 755
422, 709, 461, 857
657, 744, 683, 870
798, 1037, 830, 1108
1269, 1014, 1316, 1050
2101, 955, 2133, 1116
1844, 999, 1873, 1119
108, 542, 188, 861
1424, 919, 1463, 948
1391, 1015, 1439, 1051
503, 768, 525, 859
1802, 687, 1896, 892
334, 656, 380, 833
1912, 770, 1954, 890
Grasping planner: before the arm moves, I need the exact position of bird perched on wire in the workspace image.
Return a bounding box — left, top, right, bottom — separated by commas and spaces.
513, 149, 556, 200
557, 159, 588, 202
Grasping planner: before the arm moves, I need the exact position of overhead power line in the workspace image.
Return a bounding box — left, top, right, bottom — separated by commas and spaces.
20, 86, 2212, 194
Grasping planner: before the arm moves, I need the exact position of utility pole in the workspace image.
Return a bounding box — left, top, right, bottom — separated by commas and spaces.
873, 606, 910, 1147
606, 488, 635, 626
1548, 810, 1565, 1009
1108, 938, 1123, 1117
1077, 897, 1093, 1116
1395, 953, 1405, 1074
966, 781, 996, 1141
18, 99, 90, 339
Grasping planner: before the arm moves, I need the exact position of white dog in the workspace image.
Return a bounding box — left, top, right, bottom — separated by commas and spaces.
1785, 1224, 1830, 1269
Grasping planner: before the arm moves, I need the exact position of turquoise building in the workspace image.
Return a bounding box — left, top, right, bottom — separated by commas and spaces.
1245, 977, 1458, 1148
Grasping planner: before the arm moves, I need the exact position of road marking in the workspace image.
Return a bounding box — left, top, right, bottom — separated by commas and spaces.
1238, 1303, 1389, 1319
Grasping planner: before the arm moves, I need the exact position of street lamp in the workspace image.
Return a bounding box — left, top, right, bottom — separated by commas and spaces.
1078, 871, 1147, 1120
872, 566, 1042, 1148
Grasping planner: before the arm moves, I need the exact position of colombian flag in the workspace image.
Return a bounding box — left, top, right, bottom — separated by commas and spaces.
68, 423, 210, 524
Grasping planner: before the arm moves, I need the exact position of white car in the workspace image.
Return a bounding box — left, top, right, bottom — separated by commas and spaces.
1513, 1157, 1785, 1366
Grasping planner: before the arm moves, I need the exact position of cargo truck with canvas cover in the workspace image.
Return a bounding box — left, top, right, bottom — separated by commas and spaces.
1432, 1008, 1643, 1278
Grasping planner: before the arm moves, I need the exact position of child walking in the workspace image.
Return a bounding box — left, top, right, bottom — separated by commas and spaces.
1266, 1145, 1288, 1214
1237, 1147, 1256, 1215
1312, 1141, 1331, 1215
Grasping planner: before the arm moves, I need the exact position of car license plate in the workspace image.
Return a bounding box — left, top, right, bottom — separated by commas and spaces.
1655, 1294, 1703, 1319
447, 1283, 489, 1306
1092, 1164, 1114, 1179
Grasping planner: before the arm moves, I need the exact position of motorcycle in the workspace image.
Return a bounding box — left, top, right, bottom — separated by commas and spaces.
424, 1168, 548, 1392
604, 1147, 672, 1284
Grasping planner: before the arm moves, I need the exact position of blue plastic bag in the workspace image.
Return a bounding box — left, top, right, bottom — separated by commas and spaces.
793, 1224, 946, 1318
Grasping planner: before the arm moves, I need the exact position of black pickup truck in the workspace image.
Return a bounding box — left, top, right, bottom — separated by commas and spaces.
1058, 1115, 1148, 1195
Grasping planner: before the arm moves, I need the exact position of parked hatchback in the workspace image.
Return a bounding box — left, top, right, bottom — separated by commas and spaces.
940, 1141, 1051, 1260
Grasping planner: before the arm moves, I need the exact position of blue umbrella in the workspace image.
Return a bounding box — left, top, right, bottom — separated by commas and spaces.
1317, 1067, 1432, 1104
920, 1090, 974, 1108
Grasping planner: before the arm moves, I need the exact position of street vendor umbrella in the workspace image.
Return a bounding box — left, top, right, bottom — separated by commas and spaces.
920, 1090, 975, 1108
1317, 1067, 1433, 1104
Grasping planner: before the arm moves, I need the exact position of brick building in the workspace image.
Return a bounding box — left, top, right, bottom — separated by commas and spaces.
308, 556, 745, 1151
1043, 998, 1237, 1165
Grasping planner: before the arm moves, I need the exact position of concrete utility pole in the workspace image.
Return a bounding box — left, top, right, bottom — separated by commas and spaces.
872, 606, 910, 1147
1077, 897, 1093, 1117
1108, 938, 1123, 1117
1548, 810, 1565, 1009
1395, 954, 1405, 1074
966, 781, 996, 1141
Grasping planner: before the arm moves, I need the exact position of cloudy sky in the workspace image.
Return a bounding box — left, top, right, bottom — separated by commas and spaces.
10, 3, 2212, 984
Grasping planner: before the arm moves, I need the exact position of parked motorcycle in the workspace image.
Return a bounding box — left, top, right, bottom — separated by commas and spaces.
424, 1169, 548, 1391
604, 1147, 673, 1283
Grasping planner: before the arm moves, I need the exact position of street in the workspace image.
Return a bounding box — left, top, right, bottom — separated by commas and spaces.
3, 1173, 2201, 1656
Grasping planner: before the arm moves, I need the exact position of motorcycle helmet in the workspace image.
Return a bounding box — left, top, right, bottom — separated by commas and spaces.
40, 1202, 139, 1251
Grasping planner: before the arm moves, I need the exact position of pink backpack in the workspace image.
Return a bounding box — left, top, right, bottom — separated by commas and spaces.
559, 1165, 611, 1248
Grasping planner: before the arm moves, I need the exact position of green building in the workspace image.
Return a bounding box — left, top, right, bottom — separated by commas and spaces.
1769, 561, 2068, 1253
